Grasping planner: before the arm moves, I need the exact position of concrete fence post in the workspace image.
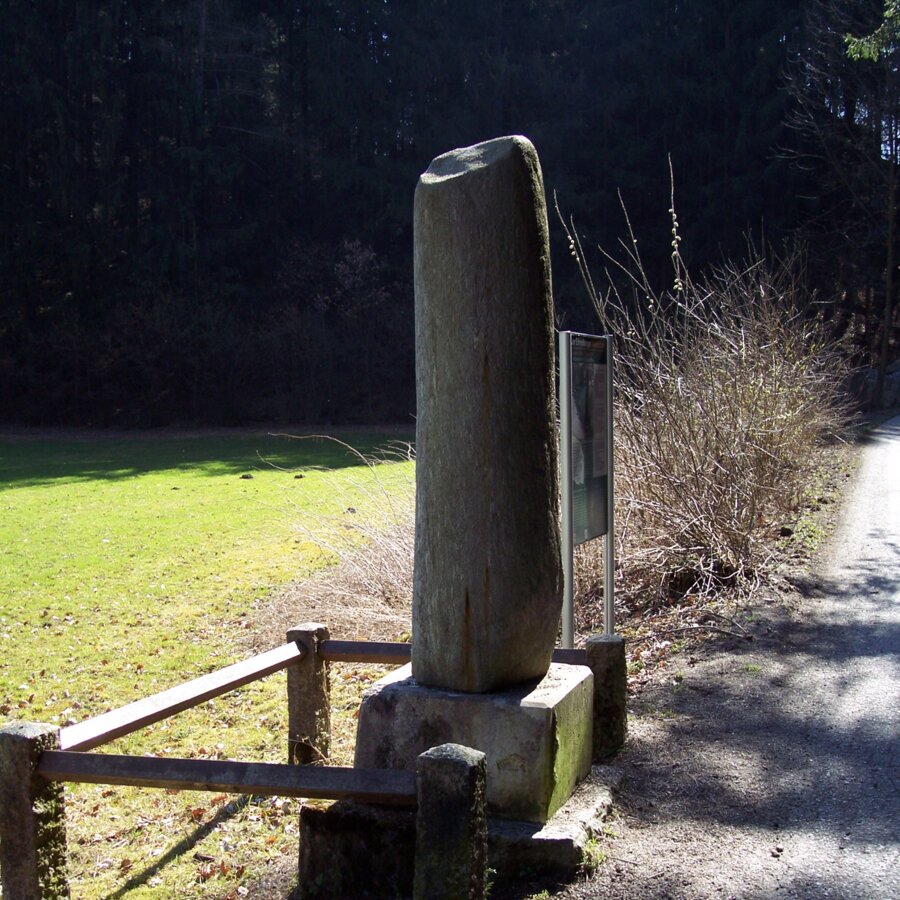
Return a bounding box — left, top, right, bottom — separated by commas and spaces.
414, 743, 487, 900
0, 722, 70, 899
286, 623, 331, 765
586, 633, 627, 758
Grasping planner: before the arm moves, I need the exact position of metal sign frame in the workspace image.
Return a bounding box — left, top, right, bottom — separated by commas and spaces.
559, 331, 615, 647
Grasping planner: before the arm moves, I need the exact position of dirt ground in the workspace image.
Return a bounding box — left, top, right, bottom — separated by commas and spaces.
537, 419, 900, 900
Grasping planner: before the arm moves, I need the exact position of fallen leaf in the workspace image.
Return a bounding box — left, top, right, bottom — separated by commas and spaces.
197, 862, 215, 881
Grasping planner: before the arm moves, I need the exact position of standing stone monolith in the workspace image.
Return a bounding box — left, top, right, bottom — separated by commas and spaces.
412, 135, 563, 693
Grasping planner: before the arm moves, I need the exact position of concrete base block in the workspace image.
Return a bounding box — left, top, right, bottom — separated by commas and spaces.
297, 767, 620, 898
586, 634, 627, 758
355, 663, 593, 823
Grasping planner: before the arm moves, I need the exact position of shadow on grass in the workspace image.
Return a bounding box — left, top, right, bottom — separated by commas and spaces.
0, 430, 414, 487
103, 794, 251, 900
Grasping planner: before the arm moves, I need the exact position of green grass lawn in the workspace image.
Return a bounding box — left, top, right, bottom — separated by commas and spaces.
0, 429, 413, 898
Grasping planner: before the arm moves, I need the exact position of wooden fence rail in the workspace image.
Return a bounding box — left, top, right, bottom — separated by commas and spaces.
1, 631, 606, 898
319, 639, 587, 667
58, 638, 589, 754
60, 641, 306, 752
319, 639, 412, 664
37, 750, 416, 805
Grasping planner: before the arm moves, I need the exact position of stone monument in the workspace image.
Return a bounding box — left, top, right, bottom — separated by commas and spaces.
410, 134, 563, 693
354, 136, 593, 825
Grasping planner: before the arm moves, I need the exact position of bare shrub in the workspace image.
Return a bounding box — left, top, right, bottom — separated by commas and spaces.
559, 190, 852, 627
299, 437, 415, 610
256, 437, 415, 648
266, 196, 851, 649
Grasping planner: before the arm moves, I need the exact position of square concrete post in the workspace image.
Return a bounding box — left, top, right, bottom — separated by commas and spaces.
414, 743, 487, 900
286, 623, 331, 765
586, 634, 627, 758
0, 722, 70, 899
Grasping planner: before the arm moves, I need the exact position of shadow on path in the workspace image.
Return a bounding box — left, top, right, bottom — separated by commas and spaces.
552, 416, 900, 899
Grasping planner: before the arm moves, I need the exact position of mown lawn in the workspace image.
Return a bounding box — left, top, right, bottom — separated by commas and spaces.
0, 429, 413, 898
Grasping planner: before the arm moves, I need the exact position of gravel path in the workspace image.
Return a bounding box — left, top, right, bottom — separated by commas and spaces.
552, 417, 900, 900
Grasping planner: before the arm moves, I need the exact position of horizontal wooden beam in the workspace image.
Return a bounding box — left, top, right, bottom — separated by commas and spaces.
59, 639, 588, 754
319, 640, 412, 664
60, 642, 306, 752
37, 751, 416, 805
318, 640, 587, 667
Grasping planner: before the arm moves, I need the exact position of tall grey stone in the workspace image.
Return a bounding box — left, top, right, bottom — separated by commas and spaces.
412, 135, 563, 693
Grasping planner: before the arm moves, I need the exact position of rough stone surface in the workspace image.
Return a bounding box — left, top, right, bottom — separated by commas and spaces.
297, 800, 415, 899
489, 765, 619, 882
286, 623, 330, 765
0, 721, 70, 899
414, 743, 487, 900
412, 134, 563, 693
296, 766, 620, 898
585, 633, 627, 758
355, 663, 593, 823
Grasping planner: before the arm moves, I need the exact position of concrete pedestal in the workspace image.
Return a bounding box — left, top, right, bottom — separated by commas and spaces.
355, 663, 593, 824
297, 766, 620, 899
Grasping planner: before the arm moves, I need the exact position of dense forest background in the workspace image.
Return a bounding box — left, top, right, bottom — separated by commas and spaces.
1, 0, 896, 426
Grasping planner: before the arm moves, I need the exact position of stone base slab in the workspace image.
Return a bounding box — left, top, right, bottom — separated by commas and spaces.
489, 765, 620, 879
355, 663, 593, 823
296, 766, 620, 899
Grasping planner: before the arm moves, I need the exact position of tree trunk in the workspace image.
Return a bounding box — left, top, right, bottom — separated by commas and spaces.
196, 0, 208, 103
876, 173, 896, 406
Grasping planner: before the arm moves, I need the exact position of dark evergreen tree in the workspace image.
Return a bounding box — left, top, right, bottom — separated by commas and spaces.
788, 0, 900, 403
0, 1, 826, 425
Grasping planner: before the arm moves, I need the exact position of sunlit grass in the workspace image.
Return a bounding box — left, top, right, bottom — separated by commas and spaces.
0, 430, 412, 898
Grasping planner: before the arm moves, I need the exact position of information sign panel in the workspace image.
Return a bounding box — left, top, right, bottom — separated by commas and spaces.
559, 331, 614, 644
567, 334, 609, 542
